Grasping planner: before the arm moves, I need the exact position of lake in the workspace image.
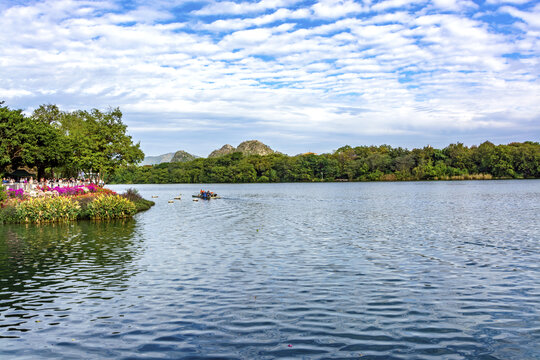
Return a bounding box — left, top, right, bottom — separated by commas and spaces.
1, 181, 539, 359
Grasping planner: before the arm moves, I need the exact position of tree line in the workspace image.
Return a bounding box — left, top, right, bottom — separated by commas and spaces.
0, 102, 143, 180
110, 142, 540, 184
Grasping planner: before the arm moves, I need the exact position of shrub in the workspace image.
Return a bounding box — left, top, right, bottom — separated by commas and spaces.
0, 204, 18, 223
0, 185, 7, 204
15, 196, 81, 223
132, 198, 155, 212
120, 188, 154, 212
121, 188, 143, 202
73, 193, 99, 218
86, 195, 136, 219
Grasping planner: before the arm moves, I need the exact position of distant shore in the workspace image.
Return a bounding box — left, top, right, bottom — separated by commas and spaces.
110, 141, 539, 184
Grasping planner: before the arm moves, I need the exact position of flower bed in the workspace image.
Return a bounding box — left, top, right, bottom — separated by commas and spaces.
0, 186, 153, 224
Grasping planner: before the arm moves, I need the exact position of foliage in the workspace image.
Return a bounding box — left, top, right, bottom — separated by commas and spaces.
1, 102, 144, 180
110, 141, 540, 184
0, 185, 6, 204
121, 188, 142, 202
0, 103, 70, 179
86, 194, 136, 219
15, 196, 81, 223
132, 198, 155, 212
119, 188, 154, 212
58, 107, 144, 179
0, 203, 18, 223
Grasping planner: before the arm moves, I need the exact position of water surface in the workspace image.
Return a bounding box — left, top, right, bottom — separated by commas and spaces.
1, 181, 539, 359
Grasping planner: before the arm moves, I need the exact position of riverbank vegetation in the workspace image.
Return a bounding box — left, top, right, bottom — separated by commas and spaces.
0, 185, 154, 224
110, 141, 540, 184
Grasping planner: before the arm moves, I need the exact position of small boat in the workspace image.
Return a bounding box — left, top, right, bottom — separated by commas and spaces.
192, 193, 220, 199
174, 196, 181, 200
152, 195, 159, 198
168, 200, 174, 203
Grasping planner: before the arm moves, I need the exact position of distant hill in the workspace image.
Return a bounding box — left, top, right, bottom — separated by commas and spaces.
208, 144, 236, 158
141, 152, 175, 166
171, 150, 198, 163
208, 140, 275, 158
142, 150, 198, 165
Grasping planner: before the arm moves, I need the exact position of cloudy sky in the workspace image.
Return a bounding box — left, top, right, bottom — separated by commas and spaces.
1, 0, 539, 156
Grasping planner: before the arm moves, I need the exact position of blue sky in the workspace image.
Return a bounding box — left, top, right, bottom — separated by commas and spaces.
1, 0, 539, 157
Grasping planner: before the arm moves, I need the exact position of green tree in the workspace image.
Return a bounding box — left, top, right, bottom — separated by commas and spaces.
1, 103, 69, 179
60, 108, 144, 180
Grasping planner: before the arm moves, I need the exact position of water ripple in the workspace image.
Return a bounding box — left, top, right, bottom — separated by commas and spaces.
1, 181, 539, 359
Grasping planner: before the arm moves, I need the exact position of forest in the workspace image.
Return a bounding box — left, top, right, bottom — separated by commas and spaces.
110, 141, 540, 184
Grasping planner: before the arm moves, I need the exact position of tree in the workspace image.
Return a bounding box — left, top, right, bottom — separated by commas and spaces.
59, 107, 144, 180
1, 102, 68, 179
0, 102, 25, 174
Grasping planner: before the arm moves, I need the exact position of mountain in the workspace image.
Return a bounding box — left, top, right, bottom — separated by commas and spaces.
141, 152, 175, 166
171, 150, 198, 163
208, 140, 275, 158
236, 140, 274, 156
208, 144, 236, 158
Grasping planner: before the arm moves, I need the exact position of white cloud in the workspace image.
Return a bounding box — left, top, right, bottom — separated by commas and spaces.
500, 5, 540, 28
486, 0, 532, 4
0, 0, 538, 155
200, 7, 309, 32
312, 0, 366, 18
371, 0, 426, 12
194, 0, 301, 15
431, 0, 477, 11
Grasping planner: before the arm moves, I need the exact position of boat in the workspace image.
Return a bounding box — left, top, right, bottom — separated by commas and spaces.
192, 193, 220, 199
192, 194, 220, 199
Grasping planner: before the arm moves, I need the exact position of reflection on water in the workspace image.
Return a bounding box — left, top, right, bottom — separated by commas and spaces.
0, 221, 141, 338
1, 181, 539, 359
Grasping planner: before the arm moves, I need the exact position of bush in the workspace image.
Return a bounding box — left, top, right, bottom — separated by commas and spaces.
132, 198, 155, 212
86, 194, 136, 219
16, 196, 81, 223
73, 194, 98, 218
121, 188, 143, 202
0, 185, 7, 204
0, 204, 18, 223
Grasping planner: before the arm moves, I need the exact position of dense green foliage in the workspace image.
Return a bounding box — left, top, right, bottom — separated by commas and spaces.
110, 142, 540, 184
86, 195, 137, 220
0, 185, 6, 203
16, 196, 81, 223
0, 102, 143, 179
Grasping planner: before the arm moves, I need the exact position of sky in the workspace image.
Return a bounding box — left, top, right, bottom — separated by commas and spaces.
1, 0, 539, 157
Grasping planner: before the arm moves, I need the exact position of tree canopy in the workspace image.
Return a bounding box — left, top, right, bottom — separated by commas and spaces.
1, 102, 144, 180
